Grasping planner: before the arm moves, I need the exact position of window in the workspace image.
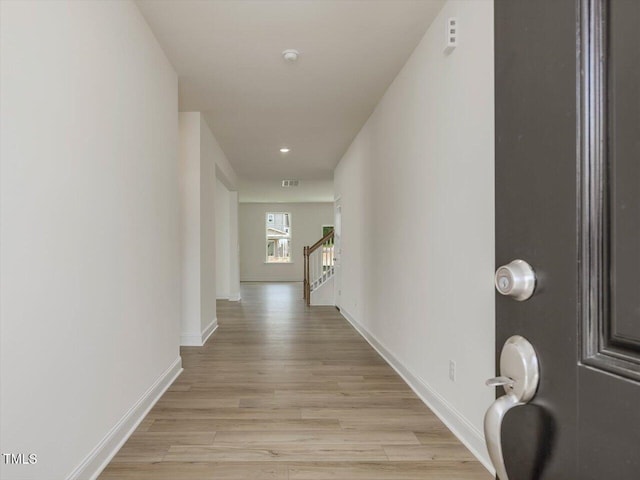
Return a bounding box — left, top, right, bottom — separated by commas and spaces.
266, 212, 291, 263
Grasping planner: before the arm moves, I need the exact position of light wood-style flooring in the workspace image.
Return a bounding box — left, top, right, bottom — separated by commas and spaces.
99, 282, 491, 479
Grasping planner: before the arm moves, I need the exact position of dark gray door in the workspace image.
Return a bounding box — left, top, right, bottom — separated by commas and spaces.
495, 1, 640, 479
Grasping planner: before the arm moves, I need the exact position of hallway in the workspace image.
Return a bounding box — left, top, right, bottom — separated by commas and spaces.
99, 283, 490, 479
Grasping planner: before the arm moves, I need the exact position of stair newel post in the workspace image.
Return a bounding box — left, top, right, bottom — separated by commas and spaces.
303, 246, 309, 301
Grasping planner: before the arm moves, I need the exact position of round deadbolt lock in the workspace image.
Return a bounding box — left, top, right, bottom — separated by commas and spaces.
494, 259, 536, 301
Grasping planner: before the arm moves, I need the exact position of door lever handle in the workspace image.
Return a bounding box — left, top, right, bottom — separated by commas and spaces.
485, 393, 520, 480
484, 336, 540, 480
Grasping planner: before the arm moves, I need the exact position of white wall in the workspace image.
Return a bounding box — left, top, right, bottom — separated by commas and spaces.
215, 179, 240, 300
199, 117, 221, 339
334, 0, 495, 469
215, 178, 231, 298
228, 191, 241, 300
239, 179, 334, 203
239, 203, 334, 282
179, 112, 239, 345
179, 112, 205, 345
0, 2, 181, 479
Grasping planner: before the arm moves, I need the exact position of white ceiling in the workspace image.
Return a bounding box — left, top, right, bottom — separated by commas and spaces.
136, 0, 444, 181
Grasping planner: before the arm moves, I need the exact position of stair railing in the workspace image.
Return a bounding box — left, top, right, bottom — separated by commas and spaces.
303, 229, 335, 305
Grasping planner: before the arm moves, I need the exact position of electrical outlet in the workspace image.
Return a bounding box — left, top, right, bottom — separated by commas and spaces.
449, 360, 456, 382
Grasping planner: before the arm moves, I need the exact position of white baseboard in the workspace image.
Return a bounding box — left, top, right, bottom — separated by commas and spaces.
217, 294, 241, 302
201, 317, 218, 345
339, 308, 494, 475
66, 356, 183, 480
216, 295, 229, 300
181, 318, 218, 347
240, 276, 303, 282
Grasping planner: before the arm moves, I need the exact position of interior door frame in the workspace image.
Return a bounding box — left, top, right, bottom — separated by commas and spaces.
333, 196, 342, 309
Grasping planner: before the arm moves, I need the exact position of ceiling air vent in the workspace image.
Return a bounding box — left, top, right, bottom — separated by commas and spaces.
281, 180, 299, 188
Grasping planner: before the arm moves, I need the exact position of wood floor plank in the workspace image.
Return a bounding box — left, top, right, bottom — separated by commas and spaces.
415, 427, 461, 444
300, 407, 435, 419
383, 443, 477, 461
99, 462, 288, 479
125, 432, 216, 445
152, 407, 303, 420
338, 416, 445, 432
148, 418, 341, 432
212, 430, 420, 446
164, 444, 389, 462
98, 282, 491, 479
239, 395, 426, 409
287, 461, 490, 480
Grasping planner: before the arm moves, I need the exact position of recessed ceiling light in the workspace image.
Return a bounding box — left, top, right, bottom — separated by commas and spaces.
282, 49, 299, 63
280, 147, 291, 153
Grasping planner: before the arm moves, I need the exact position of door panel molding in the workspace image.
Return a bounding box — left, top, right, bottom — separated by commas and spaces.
580, 0, 640, 380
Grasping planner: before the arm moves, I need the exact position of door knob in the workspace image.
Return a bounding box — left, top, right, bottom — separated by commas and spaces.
484, 335, 540, 480
495, 259, 536, 301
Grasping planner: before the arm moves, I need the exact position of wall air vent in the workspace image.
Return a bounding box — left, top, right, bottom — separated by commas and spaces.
281, 180, 299, 188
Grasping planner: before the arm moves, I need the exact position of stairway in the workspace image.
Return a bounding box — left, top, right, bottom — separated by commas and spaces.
303, 229, 335, 306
